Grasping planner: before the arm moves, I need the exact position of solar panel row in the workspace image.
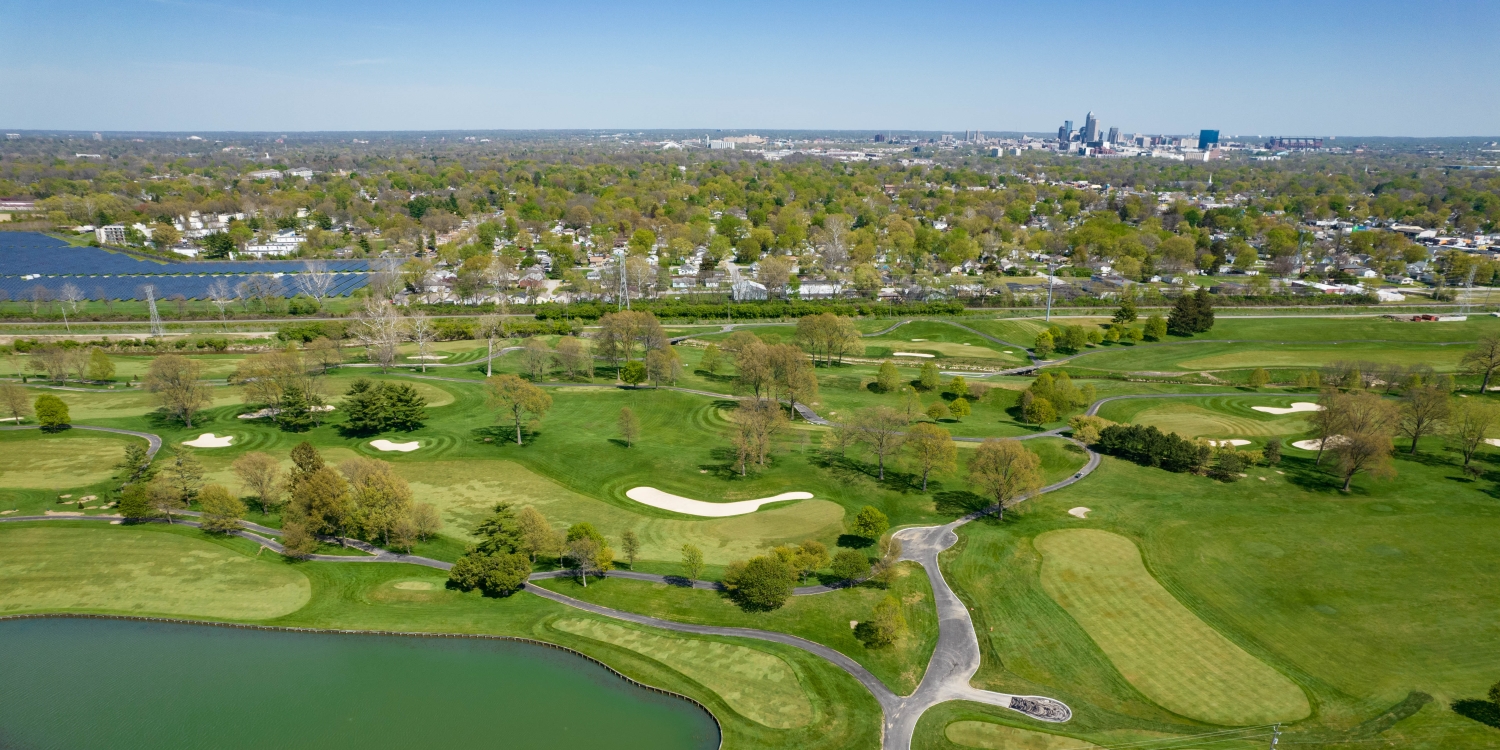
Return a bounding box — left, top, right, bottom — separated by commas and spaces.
0, 273, 371, 301
0, 232, 376, 275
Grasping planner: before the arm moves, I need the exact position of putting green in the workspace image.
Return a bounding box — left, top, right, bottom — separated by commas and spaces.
0, 526, 311, 619
945, 721, 1100, 749
0, 436, 133, 489
402, 459, 846, 564
552, 618, 813, 728
1035, 529, 1309, 725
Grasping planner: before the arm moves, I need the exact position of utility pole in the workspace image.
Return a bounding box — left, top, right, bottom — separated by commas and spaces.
1045, 261, 1058, 322
144, 285, 165, 339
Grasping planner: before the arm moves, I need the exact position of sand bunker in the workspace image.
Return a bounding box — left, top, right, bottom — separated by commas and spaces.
370, 439, 420, 452
1068, 507, 1091, 519
44, 510, 84, 517
407, 355, 449, 360
183, 433, 234, 448
1292, 436, 1346, 451
0, 416, 22, 422
893, 352, 935, 358
625, 487, 813, 517
1486, 439, 1500, 447
240, 405, 334, 419
0, 510, 16, 515
1253, 402, 1323, 415
1206, 439, 1252, 447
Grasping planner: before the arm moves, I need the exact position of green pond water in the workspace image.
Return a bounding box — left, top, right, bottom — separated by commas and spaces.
0, 618, 719, 750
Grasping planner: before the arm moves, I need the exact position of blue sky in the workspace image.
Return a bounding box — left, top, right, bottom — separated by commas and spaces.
1, 0, 1495, 135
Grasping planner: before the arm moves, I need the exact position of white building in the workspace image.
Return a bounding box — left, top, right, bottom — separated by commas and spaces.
245, 169, 283, 180
96, 224, 127, 245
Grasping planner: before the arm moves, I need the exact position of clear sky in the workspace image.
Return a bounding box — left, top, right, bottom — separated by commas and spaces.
2, 0, 1495, 136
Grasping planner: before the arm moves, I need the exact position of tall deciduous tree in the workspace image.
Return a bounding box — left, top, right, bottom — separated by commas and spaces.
1333, 391, 1400, 491
522, 336, 552, 380
967, 438, 1042, 520
197, 483, 246, 534
0, 383, 32, 423
1398, 385, 1450, 454
618, 406, 639, 447
144, 354, 210, 428
553, 336, 592, 379
855, 405, 906, 479
681, 544, 705, 580
1447, 398, 1500, 468
905, 422, 957, 491
875, 360, 900, 393
231, 451, 282, 514
1461, 334, 1500, 393
485, 374, 552, 445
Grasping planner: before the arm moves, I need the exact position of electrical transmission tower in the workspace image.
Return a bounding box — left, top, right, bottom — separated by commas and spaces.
144, 285, 165, 338
1463, 266, 1477, 315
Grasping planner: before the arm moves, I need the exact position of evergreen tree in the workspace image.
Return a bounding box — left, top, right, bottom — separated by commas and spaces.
277, 385, 314, 432
1112, 299, 1137, 324
383, 383, 428, 431
342, 379, 387, 434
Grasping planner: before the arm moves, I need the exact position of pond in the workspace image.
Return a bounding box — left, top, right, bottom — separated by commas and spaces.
0, 617, 719, 750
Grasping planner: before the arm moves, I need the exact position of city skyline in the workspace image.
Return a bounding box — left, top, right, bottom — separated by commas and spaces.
2, 0, 1496, 135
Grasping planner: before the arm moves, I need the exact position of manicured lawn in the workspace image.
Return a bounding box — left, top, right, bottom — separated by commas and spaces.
1035, 528, 1309, 725
553, 617, 816, 728
859, 320, 1029, 366
1063, 340, 1468, 374
0, 523, 310, 619
943, 720, 1102, 749
536, 560, 940, 696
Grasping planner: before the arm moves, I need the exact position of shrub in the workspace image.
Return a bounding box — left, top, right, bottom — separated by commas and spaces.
831, 549, 871, 583
1096, 423, 1207, 473
723, 555, 795, 610
849, 505, 889, 540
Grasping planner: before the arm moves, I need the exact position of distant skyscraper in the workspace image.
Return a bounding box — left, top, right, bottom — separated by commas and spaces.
1060, 120, 1073, 142
1082, 112, 1099, 144
1107, 127, 1120, 145
1199, 129, 1220, 150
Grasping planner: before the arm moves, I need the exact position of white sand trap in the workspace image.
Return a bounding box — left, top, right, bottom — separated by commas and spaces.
1485, 439, 1500, 447
1068, 507, 1091, 519
0, 416, 22, 422
625, 487, 813, 517
1206, 439, 1252, 447
407, 355, 449, 360
1253, 402, 1324, 415
0, 510, 16, 515
371, 439, 420, 452
1292, 435, 1347, 451
893, 352, 935, 358
910, 338, 927, 341
44, 511, 84, 517
183, 433, 234, 448
239, 405, 335, 419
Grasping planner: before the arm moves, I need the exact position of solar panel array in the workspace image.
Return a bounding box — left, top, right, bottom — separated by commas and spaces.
1, 232, 376, 300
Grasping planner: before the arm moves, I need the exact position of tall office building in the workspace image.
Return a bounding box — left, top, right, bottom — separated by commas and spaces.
1082, 112, 1099, 144
1059, 121, 1073, 142
1198, 129, 1220, 150
1107, 127, 1120, 145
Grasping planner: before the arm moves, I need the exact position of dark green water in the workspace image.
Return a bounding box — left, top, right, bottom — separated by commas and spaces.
0, 618, 719, 750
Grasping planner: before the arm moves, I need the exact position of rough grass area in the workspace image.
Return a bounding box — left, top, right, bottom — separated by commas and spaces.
0, 433, 135, 489
944, 720, 1101, 749
859, 321, 1029, 365
1036, 529, 1310, 725
552, 618, 815, 728
0, 525, 310, 619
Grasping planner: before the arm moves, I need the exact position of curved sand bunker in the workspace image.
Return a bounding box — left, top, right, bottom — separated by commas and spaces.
626, 487, 812, 517
370, 439, 420, 452
1206, 439, 1251, 447
1068, 507, 1091, 519
1292, 435, 1346, 451
1253, 402, 1323, 415
183, 433, 234, 448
